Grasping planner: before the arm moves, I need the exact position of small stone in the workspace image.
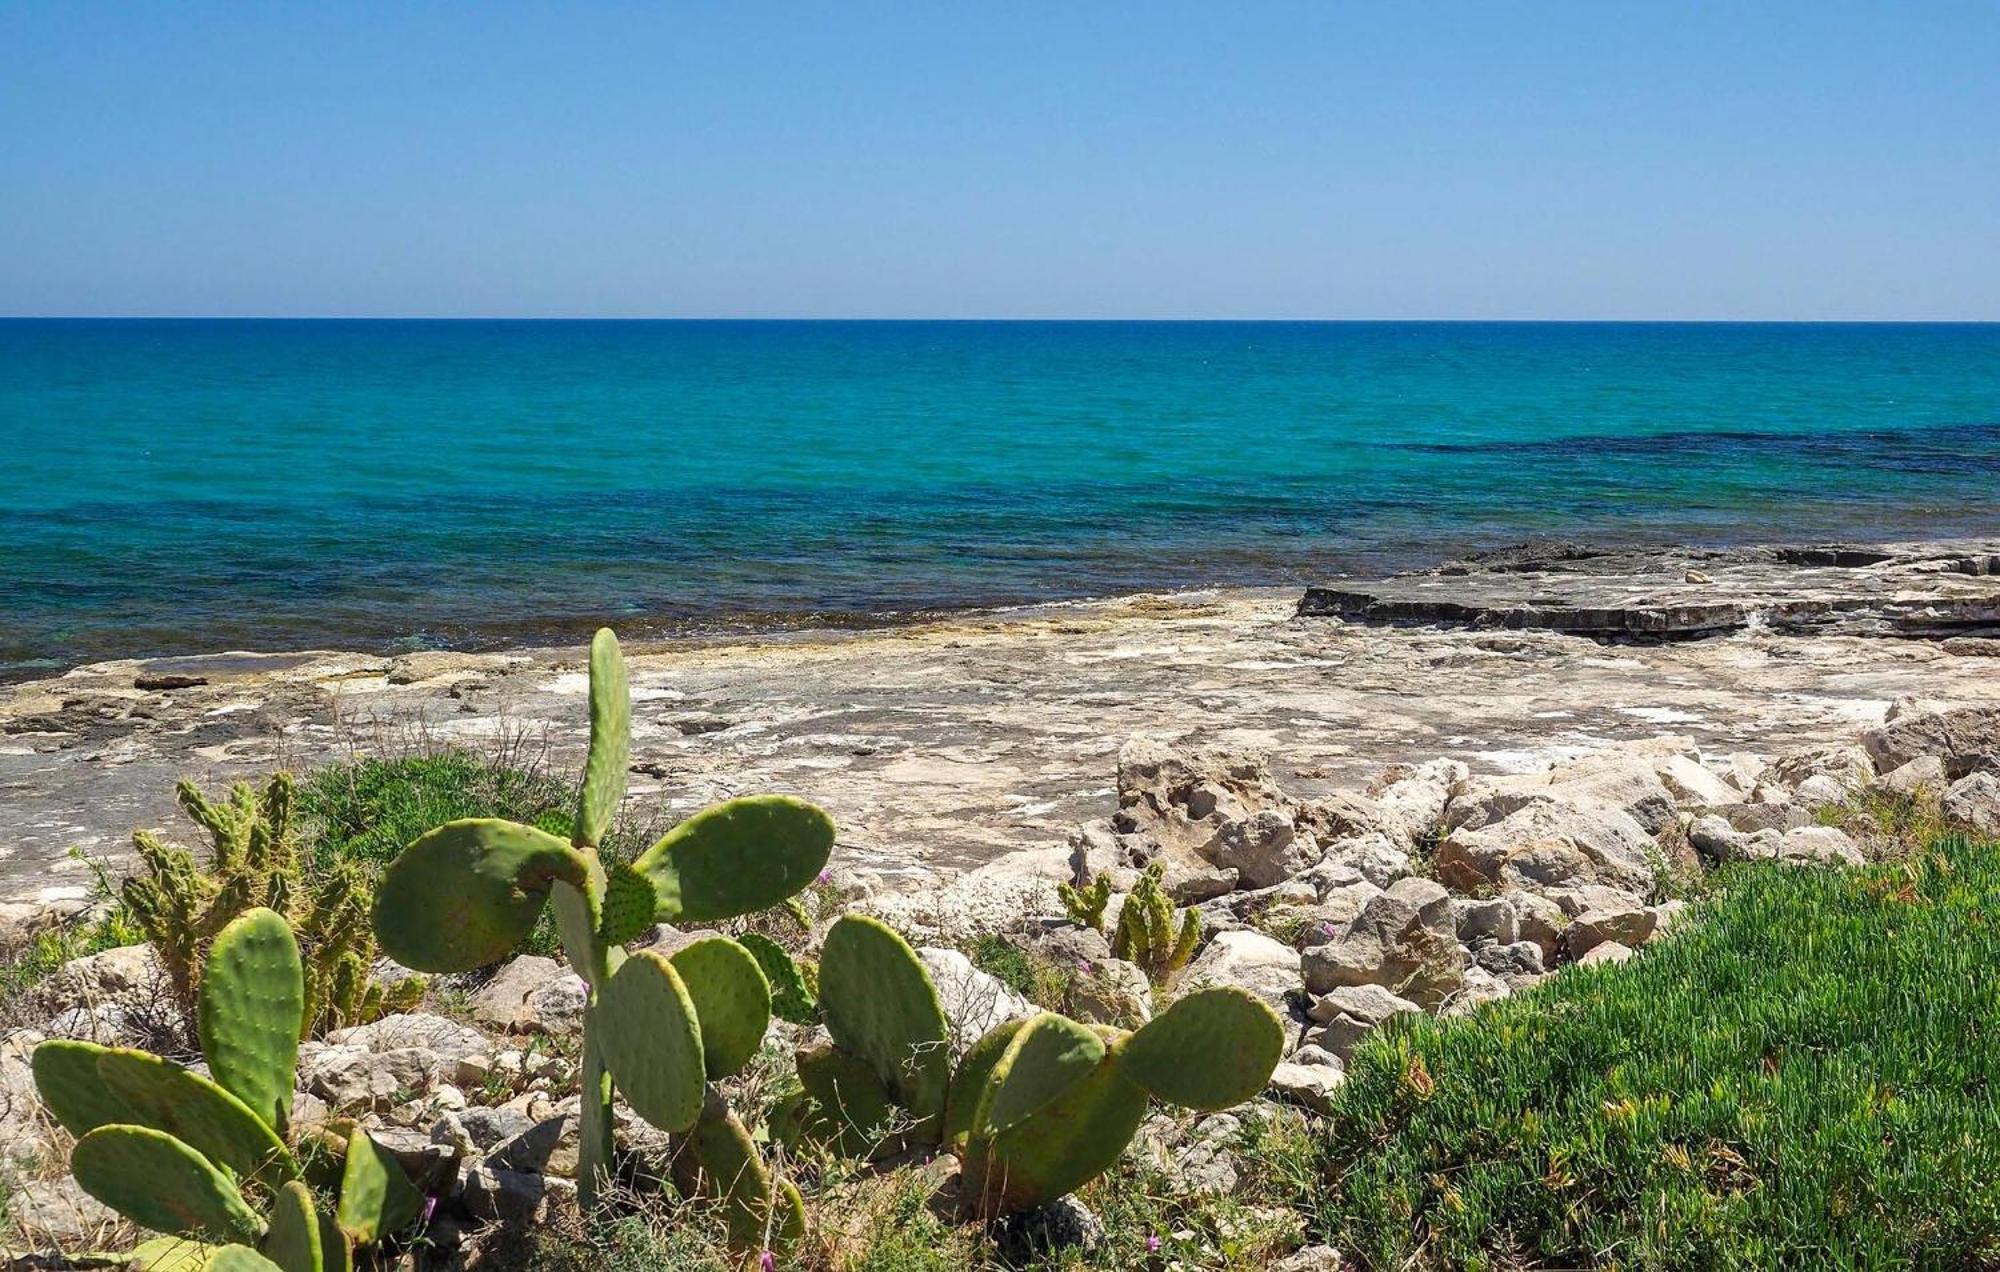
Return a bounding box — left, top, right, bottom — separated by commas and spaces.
1577, 941, 1634, 966
1567, 906, 1656, 958
1272, 1246, 1346, 1272
461, 1162, 574, 1223
9, 1175, 120, 1247
1878, 754, 1948, 799
1181, 930, 1302, 1020
469, 956, 586, 1035
918, 947, 1035, 1050
992, 1195, 1104, 1263
1267, 1060, 1345, 1114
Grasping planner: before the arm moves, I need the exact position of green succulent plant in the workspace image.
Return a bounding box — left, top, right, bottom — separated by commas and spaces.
785, 914, 1284, 1218
1057, 871, 1111, 933
1111, 860, 1202, 982
33, 908, 422, 1270
368, 629, 831, 1256
122, 772, 423, 1038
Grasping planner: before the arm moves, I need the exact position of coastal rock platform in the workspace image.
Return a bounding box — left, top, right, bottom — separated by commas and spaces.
1301, 539, 2000, 638
4, 539, 1999, 918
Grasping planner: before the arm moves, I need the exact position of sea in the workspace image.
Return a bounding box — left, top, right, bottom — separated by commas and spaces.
4, 319, 1998, 678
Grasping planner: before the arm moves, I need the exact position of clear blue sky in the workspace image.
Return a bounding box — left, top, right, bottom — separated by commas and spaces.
3, 2, 1996, 319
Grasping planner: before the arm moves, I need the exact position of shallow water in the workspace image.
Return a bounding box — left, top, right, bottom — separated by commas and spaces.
4, 319, 1998, 675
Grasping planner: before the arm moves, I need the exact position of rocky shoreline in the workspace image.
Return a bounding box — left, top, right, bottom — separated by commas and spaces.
3, 538, 2000, 1263
4, 538, 1999, 934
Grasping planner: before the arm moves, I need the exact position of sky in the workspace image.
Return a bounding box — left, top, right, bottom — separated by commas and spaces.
2, 2, 1997, 320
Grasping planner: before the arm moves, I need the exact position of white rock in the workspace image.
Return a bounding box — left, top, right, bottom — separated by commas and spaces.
1944, 771, 2000, 837
1266, 1060, 1344, 1114
1181, 929, 1303, 1020
916, 947, 1035, 1051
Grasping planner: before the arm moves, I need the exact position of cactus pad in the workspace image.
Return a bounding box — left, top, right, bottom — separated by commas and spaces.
1118, 986, 1283, 1110
941, 1017, 1028, 1151
126, 1238, 226, 1271
31, 1039, 126, 1137
976, 1012, 1104, 1136
631, 795, 834, 923
93, 1046, 298, 1186
666, 935, 771, 1079
199, 907, 304, 1137
371, 819, 589, 972
262, 1180, 323, 1272
596, 860, 657, 945
211, 1248, 285, 1272
739, 932, 817, 1025
335, 1127, 423, 1245
961, 1039, 1150, 1218
595, 949, 705, 1132
71, 1124, 265, 1245
575, 628, 631, 849
548, 871, 607, 982
795, 1042, 895, 1158
818, 915, 951, 1136
685, 1091, 795, 1255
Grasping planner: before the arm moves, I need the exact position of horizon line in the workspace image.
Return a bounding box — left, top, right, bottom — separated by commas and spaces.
5, 314, 2000, 325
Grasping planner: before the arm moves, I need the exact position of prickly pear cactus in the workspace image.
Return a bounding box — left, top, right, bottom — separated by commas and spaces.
802, 913, 1283, 1218
33, 911, 425, 1261
1058, 871, 1111, 933
367, 627, 830, 1254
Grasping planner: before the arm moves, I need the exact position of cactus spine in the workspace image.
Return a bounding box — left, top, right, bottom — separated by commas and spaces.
32, 908, 423, 1266
1112, 860, 1202, 982
121, 772, 421, 1037
369, 629, 832, 1255
797, 914, 1283, 1218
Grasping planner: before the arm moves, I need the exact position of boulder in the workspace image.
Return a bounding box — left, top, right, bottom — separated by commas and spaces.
1758, 742, 1875, 797
1436, 798, 1656, 896
1065, 957, 1152, 1027
1566, 906, 1656, 958
917, 947, 1036, 1050
1329, 833, 1413, 888
1292, 882, 1385, 950
462, 1162, 574, 1223
1474, 940, 1546, 984
1877, 754, 1948, 799
1181, 930, 1302, 1020
1368, 758, 1468, 844
1653, 754, 1741, 807
1200, 809, 1320, 888
1506, 891, 1567, 962
1306, 983, 1421, 1027
1296, 791, 1409, 851
1451, 896, 1518, 947
299, 1044, 442, 1114
1577, 941, 1634, 967
469, 956, 586, 1035
1773, 826, 1866, 867
1266, 1060, 1344, 1115
41, 944, 163, 1018
1862, 700, 2000, 779
1300, 878, 1461, 1007
329, 1012, 491, 1065
1944, 771, 2000, 837
1793, 774, 1852, 808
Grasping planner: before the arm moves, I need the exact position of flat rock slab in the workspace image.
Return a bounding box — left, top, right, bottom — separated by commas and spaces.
6, 541, 2000, 910
1300, 540, 2000, 638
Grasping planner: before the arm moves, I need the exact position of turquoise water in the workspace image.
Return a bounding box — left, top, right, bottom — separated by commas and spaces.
4, 320, 1999, 675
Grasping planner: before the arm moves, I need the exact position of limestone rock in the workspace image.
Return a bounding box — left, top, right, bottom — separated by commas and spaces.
1451, 896, 1518, 947
1773, 825, 1866, 867
469, 956, 586, 1035
1577, 941, 1634, 966
1653, 754, 1740, 807
1877, 754, 1947, 798
1566, 906, 1656, 958
1272, 1246, 1346, 1272
1267, 1060, 1344, 1114
1181, 930, 1302, 1020
1862, 700, 2000, 779
462, 1162, 574, 1223
1368, 757, 1468, 844
300, 1043, 442, 1114
1507, 891, 1567, 961
1944, 771, 2000, 836
1759, 742, 1875, 796
1328, 833, 1413, 889
1436, 797, 1656, 896
1300, 877, 1461, 1007
1200, 808, 1320, 889
917, 947, 1035, 1050
9, 1175, 120, 1248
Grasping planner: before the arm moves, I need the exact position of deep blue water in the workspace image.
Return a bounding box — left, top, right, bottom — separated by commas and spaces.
4, 320, 1999, 676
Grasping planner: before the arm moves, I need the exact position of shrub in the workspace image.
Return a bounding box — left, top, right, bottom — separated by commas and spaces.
1316, 838, 2000, 1268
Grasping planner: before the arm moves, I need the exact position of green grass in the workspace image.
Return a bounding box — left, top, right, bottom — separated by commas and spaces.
1314, 837, 2000, 1269
298, 749, 580, 874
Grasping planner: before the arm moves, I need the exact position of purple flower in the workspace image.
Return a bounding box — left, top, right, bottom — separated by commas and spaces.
1146, 1234, 1161, 1253
816, 869, 832, 885
420, 1196, 438, 1227
1077, 959, 1093, 973
760, 1251, 776, 1271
